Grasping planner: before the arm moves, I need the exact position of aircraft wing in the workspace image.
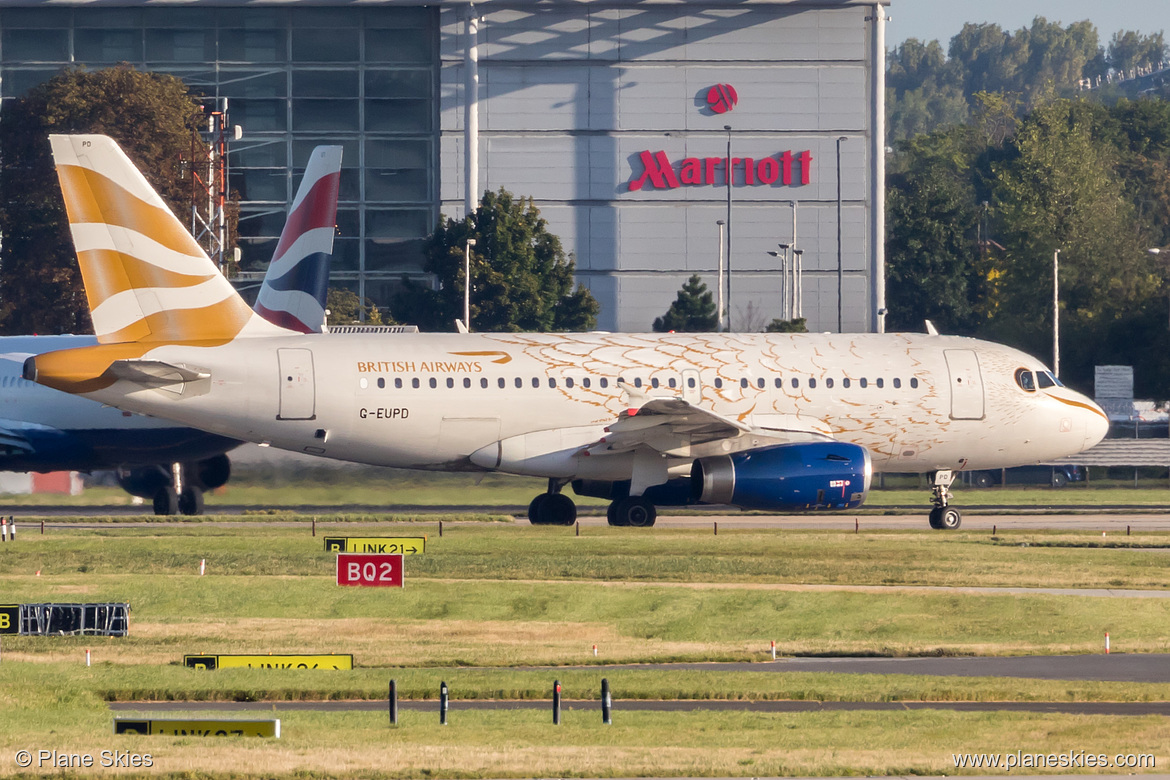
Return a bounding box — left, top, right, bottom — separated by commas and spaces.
581, 394, 833, 460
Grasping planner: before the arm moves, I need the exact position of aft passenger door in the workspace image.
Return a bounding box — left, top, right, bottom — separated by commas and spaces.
277, 348, 316, 420
944, 349, 984, 420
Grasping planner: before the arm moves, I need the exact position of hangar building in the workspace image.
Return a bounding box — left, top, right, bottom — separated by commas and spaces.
0, 0, 889, 333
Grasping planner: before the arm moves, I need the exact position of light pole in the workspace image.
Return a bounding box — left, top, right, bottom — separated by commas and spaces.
793, 248, 804, 319
464, 237, 477, 332
1148, 248, 1169, 328
1053, 248, 1060, 378
716, 220, 726, 331
724, 124, 733, 331
836, 136, 846, 333
767, 244, 790, 320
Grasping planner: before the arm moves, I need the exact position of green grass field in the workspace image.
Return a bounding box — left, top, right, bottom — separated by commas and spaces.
1, 523, 1168, 777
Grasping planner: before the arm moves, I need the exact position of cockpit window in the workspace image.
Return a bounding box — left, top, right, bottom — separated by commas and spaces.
1015, 368, 1036, 392
1036, 370, 1063, 389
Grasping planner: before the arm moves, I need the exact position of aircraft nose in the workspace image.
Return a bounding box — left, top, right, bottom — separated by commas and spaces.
1083, 398, 1109, 450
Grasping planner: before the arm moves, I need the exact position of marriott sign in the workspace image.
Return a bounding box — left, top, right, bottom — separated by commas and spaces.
628, 149, 813, 191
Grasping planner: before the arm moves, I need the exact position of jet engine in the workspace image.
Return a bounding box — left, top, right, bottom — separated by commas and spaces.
690, 442, 871, 511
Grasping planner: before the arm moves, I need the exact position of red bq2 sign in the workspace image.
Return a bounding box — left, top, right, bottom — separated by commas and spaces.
336, 553, 404, 587
628, 150, 813, 192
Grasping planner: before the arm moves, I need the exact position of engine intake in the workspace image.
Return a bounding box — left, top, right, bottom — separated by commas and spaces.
690, 442, 871, 511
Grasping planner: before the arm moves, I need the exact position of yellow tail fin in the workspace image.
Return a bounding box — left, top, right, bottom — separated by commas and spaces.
50, 134, 276, 344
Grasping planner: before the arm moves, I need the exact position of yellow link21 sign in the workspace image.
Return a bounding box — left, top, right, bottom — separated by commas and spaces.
324, 537, 425, 554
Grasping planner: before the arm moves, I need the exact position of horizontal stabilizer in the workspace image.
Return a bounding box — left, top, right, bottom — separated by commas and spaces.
104, 359, 210, 387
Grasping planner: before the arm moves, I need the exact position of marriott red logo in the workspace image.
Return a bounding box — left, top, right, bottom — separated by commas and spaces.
628, 150, 812, 191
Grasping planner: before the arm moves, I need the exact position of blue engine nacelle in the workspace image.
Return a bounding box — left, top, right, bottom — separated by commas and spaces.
690, 442, 871, 511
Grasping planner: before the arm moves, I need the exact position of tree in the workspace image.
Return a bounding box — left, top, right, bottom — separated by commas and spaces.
886, 126, 989, 334
765, 317, 807, 333
989, 99, 1161, 385
395, 188, 598, 332
0, 65, 205, 334
1108, 31, 1166, 74
652, 274, 718, 332
326, 287, 385, 326
887, 38, 968, 141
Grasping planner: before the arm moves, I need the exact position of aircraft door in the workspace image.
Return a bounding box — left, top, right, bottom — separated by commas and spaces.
277, 348, 316, 420
944, 349, 985, 420
681, 368, 702, 404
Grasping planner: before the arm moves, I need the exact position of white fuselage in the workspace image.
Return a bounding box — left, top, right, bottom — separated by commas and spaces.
68, 331, 1108, 479
0, 335, 238, 471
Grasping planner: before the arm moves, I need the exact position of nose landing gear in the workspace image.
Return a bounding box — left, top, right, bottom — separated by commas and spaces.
927, 469, 961, 530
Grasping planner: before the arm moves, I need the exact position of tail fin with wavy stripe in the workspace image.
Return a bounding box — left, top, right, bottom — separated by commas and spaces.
49, 134, 280, 345
254, 145, 342, 333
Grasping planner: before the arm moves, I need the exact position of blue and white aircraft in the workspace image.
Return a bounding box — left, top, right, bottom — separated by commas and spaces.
0, 145, 342, 515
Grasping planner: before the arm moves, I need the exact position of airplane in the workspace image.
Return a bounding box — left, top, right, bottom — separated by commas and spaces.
24, 134, 1110, 529
0, 143, 342, 515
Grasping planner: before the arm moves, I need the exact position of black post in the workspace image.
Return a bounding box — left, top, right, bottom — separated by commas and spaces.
440, 681, 448, 725
575, 521, 579, 537
389, 679, 398, 726
601, 678, 612, 725
439, 520, 444, 538
553, 680, 561, 725
312, 517, 316, 537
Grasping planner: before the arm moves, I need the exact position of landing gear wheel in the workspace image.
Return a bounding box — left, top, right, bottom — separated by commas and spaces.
539, 493, 577, 526
927, 469, 957, 531
606, 502, 624, 527
612, 496, 656, 528
930, 506, 961, 530
179, 486, 204, 516
527, 494, 549, 525
153, 486, 178, 516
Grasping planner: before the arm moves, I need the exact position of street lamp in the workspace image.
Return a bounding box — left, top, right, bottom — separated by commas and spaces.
716, 220, 726, 331
793, 249, 804, 319
1148, 248, 1170, 328
1053, 248, 1060, 378
464, 237, 477, 332
767, 244, 790, 320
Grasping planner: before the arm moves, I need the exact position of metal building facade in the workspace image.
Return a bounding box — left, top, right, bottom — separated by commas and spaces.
0, 0, 887, 333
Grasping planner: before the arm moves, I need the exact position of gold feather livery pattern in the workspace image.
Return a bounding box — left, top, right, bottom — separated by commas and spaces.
50, 135, 271, 345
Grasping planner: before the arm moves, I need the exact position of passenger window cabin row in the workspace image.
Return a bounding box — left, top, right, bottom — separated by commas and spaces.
360, 374, 922, 391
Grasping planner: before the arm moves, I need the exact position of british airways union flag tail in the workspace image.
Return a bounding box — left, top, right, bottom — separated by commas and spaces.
254, 146, 343, 334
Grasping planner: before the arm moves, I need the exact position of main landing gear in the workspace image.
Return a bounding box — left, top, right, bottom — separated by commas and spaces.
151, 463, 204, 517
526, 480, 658, 527
927, 469, 961, 530
606, 496, 657, 527
527, 479, 577, 526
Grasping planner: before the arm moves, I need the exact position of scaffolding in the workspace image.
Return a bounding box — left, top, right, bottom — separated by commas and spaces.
186, 98, 238, 274
19, 603, 130, 637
